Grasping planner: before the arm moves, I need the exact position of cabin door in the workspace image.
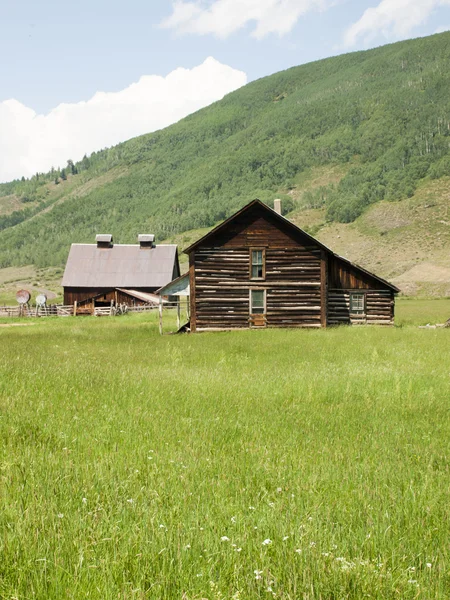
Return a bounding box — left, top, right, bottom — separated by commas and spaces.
249, 289, 267, 328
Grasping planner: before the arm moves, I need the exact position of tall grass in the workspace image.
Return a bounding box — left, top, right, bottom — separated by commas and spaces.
0, 305, 449, 599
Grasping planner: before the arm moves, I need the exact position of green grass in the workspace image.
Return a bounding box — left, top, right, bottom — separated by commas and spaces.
395, 297, 450, 326
0, 301, 449, 599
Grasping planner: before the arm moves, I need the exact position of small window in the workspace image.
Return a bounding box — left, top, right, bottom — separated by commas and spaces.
250, 289, 265, 314
250, 249, 265, 279
350, 293, 365, 315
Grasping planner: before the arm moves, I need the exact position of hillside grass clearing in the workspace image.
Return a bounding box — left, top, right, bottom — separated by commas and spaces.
0, 299, 449, 599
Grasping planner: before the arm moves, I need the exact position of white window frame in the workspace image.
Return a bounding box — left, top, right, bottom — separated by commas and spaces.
249, 289, 266, 315
350, 292, 365, 315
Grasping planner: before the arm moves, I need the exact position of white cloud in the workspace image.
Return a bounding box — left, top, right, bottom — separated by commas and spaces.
0, 57, 247, 182
161, 0, 332, 39
435, 24, 450, 33
344, 0, 450, 47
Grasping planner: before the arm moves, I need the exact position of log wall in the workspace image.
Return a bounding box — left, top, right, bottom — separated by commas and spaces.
191, 205, 323, 330
188, 203, 397, 330
327, 289, 395, 325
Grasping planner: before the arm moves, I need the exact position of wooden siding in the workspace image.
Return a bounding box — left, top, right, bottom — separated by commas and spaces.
63, 287, 159, 306
328, 254, 388, 290
191, 205, 324, 329
327, 289, 394, 325
188, 202, 396, 330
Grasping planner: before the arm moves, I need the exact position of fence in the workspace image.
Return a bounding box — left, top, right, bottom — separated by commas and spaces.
0, 301, 185, 320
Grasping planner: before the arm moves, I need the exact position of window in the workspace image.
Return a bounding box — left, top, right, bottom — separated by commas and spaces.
250, 248, 265, 279
350, 293, 365, 315
250, 289, 265, 314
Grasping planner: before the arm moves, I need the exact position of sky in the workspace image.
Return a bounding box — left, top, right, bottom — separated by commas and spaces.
1, 0, 449, 182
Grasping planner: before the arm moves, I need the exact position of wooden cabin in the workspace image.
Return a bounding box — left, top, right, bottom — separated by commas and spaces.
184, 200, 399, 331
62, 234, 179, 310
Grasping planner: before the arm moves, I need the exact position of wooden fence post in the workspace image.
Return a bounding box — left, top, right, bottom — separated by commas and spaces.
159, 296, 163, 335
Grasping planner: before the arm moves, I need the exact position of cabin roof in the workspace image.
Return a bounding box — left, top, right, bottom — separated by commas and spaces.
183, 199, 399, 293
62, 243, 178, 289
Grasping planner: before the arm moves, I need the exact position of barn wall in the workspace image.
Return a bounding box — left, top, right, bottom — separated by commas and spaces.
63, 287, 158, 305
327, 289, 395, 325
191, 205, 323, 330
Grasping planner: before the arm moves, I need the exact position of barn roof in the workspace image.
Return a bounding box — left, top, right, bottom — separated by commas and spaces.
62, 244, 178, 289
183, 199, 399, 293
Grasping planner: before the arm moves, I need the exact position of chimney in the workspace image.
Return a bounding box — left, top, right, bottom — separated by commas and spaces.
96, 234, 113, 248
274, 199, 282, 215
138, 234, 155, 248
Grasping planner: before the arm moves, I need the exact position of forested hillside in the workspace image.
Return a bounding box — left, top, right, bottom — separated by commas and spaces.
1, 32, 450, 270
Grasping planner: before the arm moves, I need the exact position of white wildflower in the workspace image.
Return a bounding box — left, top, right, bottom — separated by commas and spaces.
127, 498, 134, 504
231, 516, 236, 524
82, 498, 87, 504
221, 536, 230, 542
57, 513, 64, 519
283, 536, 289, 541
235, 547, 242, 552
295, 548, 302, 554
408, 579, 418, 585
309, 541, 316, 547
268, 502, 275, 508
276, 487, 282, 493
185, 544, 191, 550
249, 506, 256, 510
266, 586, 273, 592
426, 562, 432, 568
262, 539, 272, 546
254, 569, 263, 581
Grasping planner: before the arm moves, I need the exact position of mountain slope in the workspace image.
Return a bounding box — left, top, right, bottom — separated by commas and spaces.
1, 32, 450, 285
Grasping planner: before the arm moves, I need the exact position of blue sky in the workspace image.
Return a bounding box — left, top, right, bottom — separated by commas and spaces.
1, 0, 449, 181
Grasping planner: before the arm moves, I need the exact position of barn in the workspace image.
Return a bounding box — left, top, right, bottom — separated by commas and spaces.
62, 234, 179, 311
184, 199, 399, 331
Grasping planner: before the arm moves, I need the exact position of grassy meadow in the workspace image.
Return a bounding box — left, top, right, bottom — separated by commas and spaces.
0, 299, 449, 599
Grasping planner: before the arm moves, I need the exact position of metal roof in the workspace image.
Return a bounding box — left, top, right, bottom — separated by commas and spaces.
62, 244, 178, 288
116, 288, 166, 304
156, 272, 190, 296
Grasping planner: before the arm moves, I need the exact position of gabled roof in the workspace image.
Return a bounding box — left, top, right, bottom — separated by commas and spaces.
62, 243, 178, 289
183, 199, 399, 293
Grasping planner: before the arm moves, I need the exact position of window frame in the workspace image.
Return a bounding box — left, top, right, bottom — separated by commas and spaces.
249, 247, 266, 280
349, 292, 366, 316
249, 288, 266, 315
